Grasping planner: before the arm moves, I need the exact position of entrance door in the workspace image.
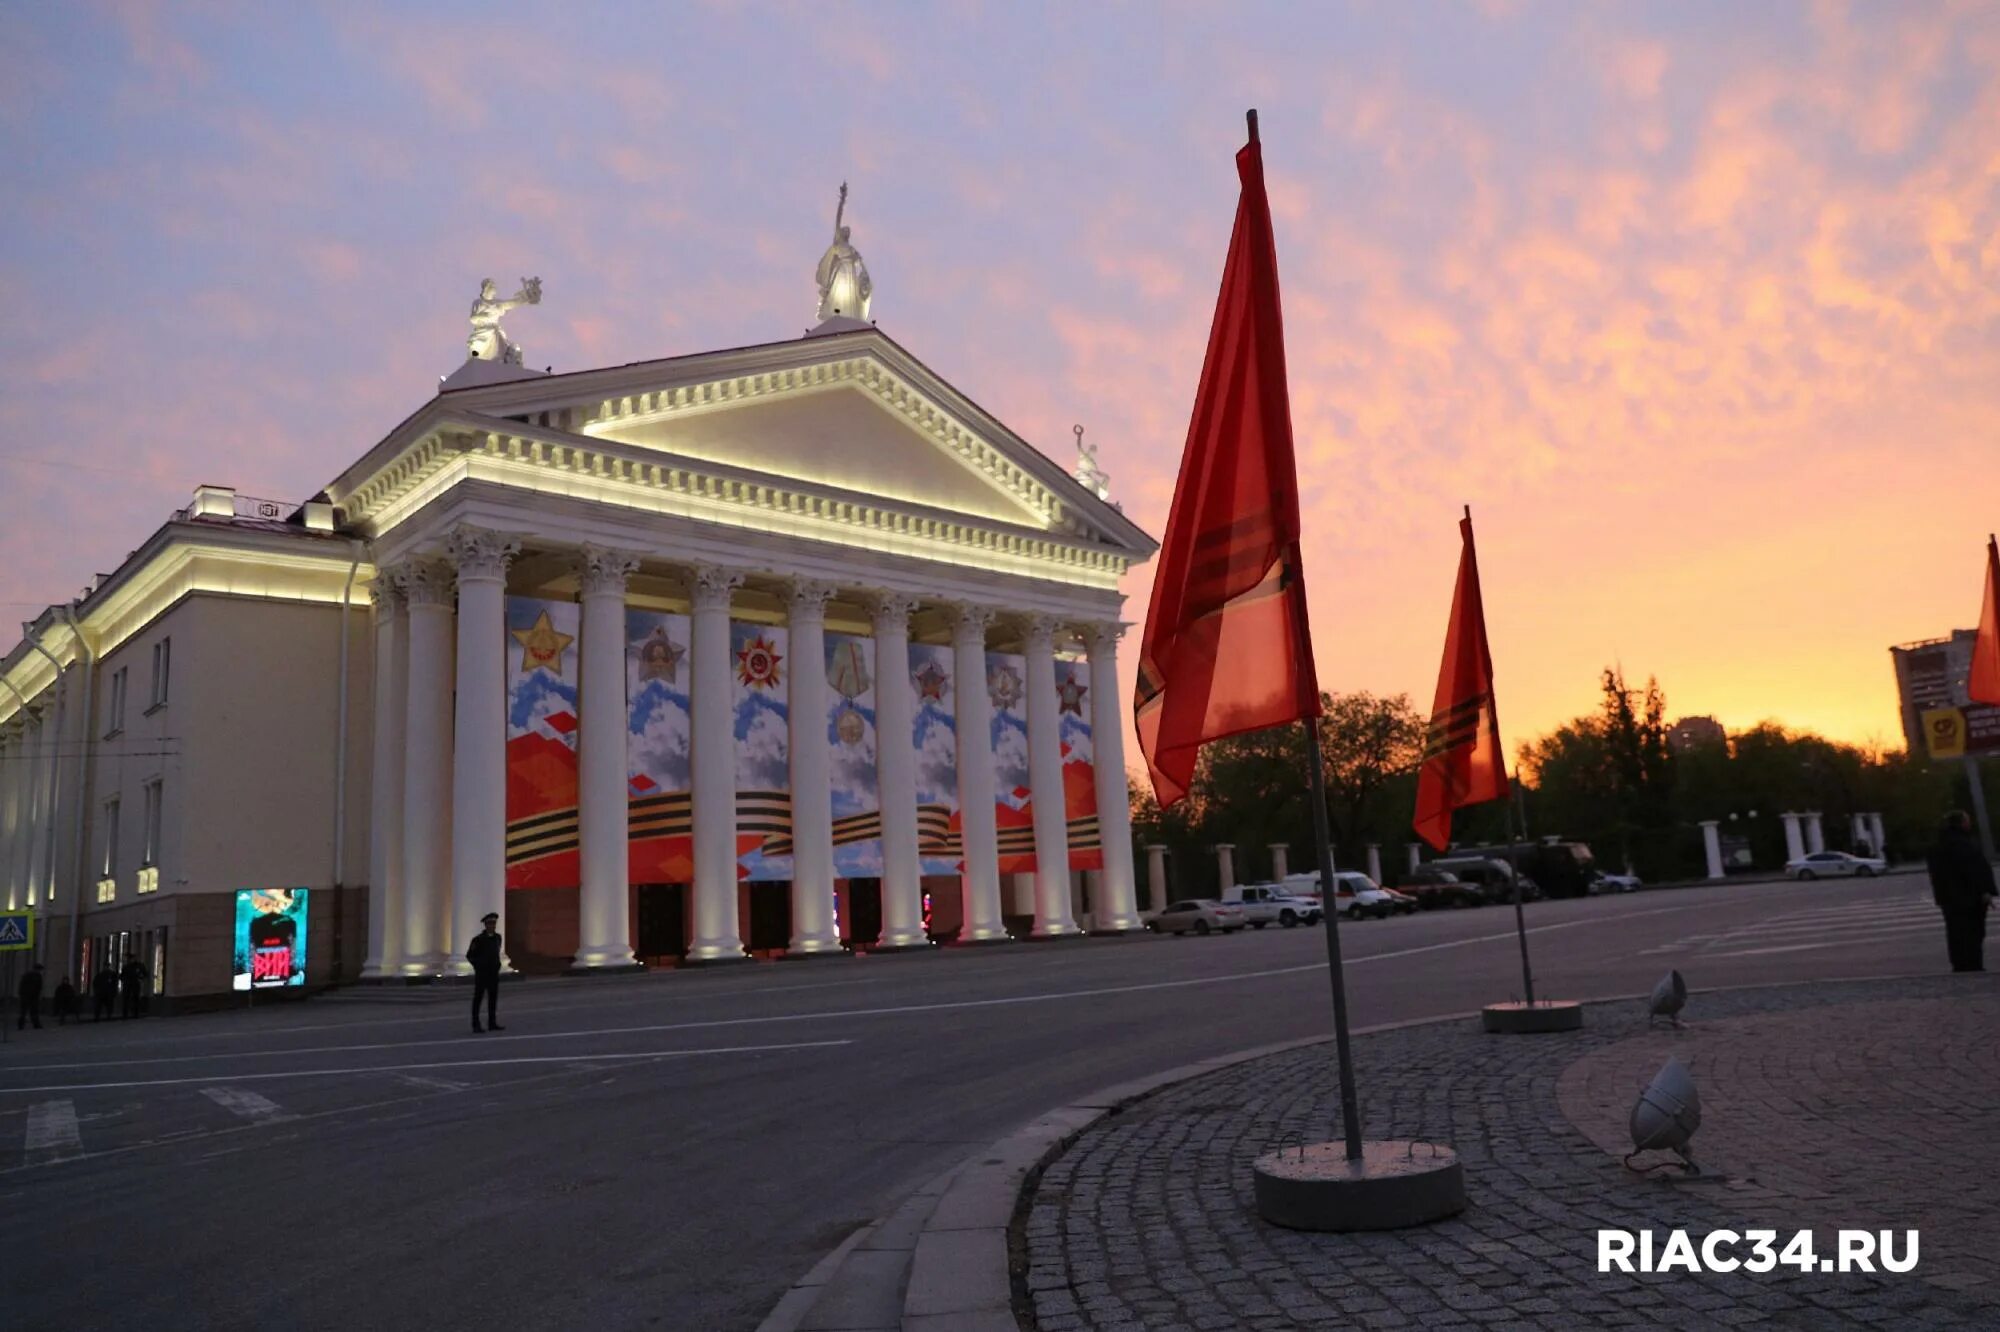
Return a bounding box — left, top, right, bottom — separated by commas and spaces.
635, 883, 687, 962
844, 878, 882, 947
747, 884, 791, 954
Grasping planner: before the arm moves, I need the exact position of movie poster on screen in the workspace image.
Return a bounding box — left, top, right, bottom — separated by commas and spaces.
826, 632, 883, 878
627, 609, 694, 882
987, 651, 1037, 873
505, 597, 581, 889
734, 620, 792, 880
910, 643, 959, 875
1056, 654, 1103, 869
233, 888, 308, 991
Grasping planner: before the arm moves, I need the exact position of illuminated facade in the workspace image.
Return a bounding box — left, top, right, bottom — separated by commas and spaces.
0, 243, 1158, 995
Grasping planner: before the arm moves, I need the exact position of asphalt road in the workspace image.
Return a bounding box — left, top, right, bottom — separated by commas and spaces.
0, 871, 1954, 1330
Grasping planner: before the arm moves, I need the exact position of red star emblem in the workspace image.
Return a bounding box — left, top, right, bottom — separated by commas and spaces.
1056, 671, 1088, 716
914, 660, 948, 703
736, 636, 783, 689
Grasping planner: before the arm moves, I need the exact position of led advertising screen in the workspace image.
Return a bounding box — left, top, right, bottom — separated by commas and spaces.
233, 888, 309, 991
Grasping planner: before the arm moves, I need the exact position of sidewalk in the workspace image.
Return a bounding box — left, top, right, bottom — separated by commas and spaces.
1017, 974, 1999, 1330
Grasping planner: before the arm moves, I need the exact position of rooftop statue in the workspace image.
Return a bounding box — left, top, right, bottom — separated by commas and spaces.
1072, 424, 1112, 502
467, 276, 543, 364
815, 183, 872, 322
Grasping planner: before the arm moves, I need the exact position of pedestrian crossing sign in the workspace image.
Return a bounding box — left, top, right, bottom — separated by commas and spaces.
0, 912, 31, 951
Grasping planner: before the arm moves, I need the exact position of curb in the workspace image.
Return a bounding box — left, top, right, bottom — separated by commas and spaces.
761, 968, 1945, 1331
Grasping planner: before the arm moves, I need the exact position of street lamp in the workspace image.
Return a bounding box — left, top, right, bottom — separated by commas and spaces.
1627, 1056, 1701, 1174
1648, 969, 1687, 1027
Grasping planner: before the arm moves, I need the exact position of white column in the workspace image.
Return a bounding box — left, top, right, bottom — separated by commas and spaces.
447, 527, 520, 975
1010, 872, 1036, 916
785, 578, 841, 955
1083, 622, 1142, 931
1407, 843, 1422, 874
1366, 844, 1382, 884
1804, 811, 1825, 855
1780, 811, 1805, 863
0, 720, 14, 912
575, 546, 642, 971
1700, 820, 1724, 880
1268, 845, 1289, 882
868, 593, 925, 948
1144, 844, 1169, 913
399, 560, 457, 973
1215, 844, 1236, 893
1868, 812, 1886, 858
950, 602, 1007, 942
688, 564, 747, 962
361, 577, 407, 978
28, 688, 55, 908
1024, 615, 1079, 938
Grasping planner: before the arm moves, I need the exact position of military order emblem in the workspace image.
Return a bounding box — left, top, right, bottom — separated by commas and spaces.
1057, 669, 1089, 716
737, 635, 784, 689
635, 627, 684, 685
512, 610, 575, 676
989, 663, 1023, 711
828, 640, 870, 745
914, 660, 949, 703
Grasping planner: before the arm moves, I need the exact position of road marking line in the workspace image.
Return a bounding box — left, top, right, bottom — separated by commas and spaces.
201, 1087, 284, 1121
394, 1073, 469, 1093
24, 1101, 81, 1165
0, 1040, 854, 1095
0, 905, 1727, 1080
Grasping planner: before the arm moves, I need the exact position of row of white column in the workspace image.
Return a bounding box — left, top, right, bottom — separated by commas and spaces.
0, 702, 58, 914
362, 528, 1142, 977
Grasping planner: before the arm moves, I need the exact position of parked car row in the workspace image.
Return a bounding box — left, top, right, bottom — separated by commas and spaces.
1147, 872, 1422, 936
1785, 850, 1888, 880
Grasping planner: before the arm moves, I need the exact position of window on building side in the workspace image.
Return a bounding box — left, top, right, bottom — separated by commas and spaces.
106, 667, 128, 736
101, 797, 120, 880
142, 779, 162, 867
149, 637, 171, 709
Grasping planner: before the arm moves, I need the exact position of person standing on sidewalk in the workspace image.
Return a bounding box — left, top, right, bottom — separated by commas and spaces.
1927, 810, 1997, 972
15, 963, 44, 1030
467, 911, 505, 1033
52, 976, 76, 1024
92, 965, 118, 1021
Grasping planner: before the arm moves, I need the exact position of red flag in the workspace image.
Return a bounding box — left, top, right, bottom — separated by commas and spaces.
1413, 509, 1509, 851
1136, 114, 1319, 807
1972, 534, 2000, 706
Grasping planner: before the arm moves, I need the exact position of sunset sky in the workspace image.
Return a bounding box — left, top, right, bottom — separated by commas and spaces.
3, 1, 1996, 760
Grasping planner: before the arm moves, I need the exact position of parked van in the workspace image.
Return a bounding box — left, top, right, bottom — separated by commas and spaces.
1428, 855, 1539, 904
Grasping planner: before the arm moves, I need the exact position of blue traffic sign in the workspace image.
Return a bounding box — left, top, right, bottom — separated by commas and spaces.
0, 912, 32, 950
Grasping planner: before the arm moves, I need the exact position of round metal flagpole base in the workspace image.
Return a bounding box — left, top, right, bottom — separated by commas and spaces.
1481, 1000, 1584, 1033
1252, 1140, 1466, 1231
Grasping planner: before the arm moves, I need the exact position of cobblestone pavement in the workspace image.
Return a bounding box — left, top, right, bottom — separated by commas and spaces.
1017, 975, 2000, 1330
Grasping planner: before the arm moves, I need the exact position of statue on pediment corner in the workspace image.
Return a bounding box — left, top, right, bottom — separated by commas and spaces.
1073, 424, 1112, 502
468, 276, 543, 364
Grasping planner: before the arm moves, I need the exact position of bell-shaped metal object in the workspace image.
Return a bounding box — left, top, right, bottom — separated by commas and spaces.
1627, 1055, 1701, 1173
1648, 969, 1688, 1026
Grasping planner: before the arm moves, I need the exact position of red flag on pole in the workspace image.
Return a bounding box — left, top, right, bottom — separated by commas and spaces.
1972, 534, 2000, 706
1413, 509, 1509, 851
1135, 114, 1319, 807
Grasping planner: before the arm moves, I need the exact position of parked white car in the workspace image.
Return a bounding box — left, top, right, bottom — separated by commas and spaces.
1786, 851, 1887, 880
1589, 871, 1644, 894
1226, 883, 1323, 928
1149, 899, 1248, 935
1283, 871, 1402, 920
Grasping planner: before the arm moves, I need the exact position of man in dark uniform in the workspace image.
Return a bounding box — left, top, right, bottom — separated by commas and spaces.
16, 963, 44, 1030
1927, 810, 1997, 972
92, 965, 118, 1021
120, 957, 147, 1018
468, 911, 505, 1033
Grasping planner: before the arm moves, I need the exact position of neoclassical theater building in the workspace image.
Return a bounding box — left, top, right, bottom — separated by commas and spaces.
0, 214, 1158, 998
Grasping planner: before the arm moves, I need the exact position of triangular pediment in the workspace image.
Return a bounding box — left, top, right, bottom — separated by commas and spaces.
326, 327, 1156, 563
590, 382, 1045, 527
